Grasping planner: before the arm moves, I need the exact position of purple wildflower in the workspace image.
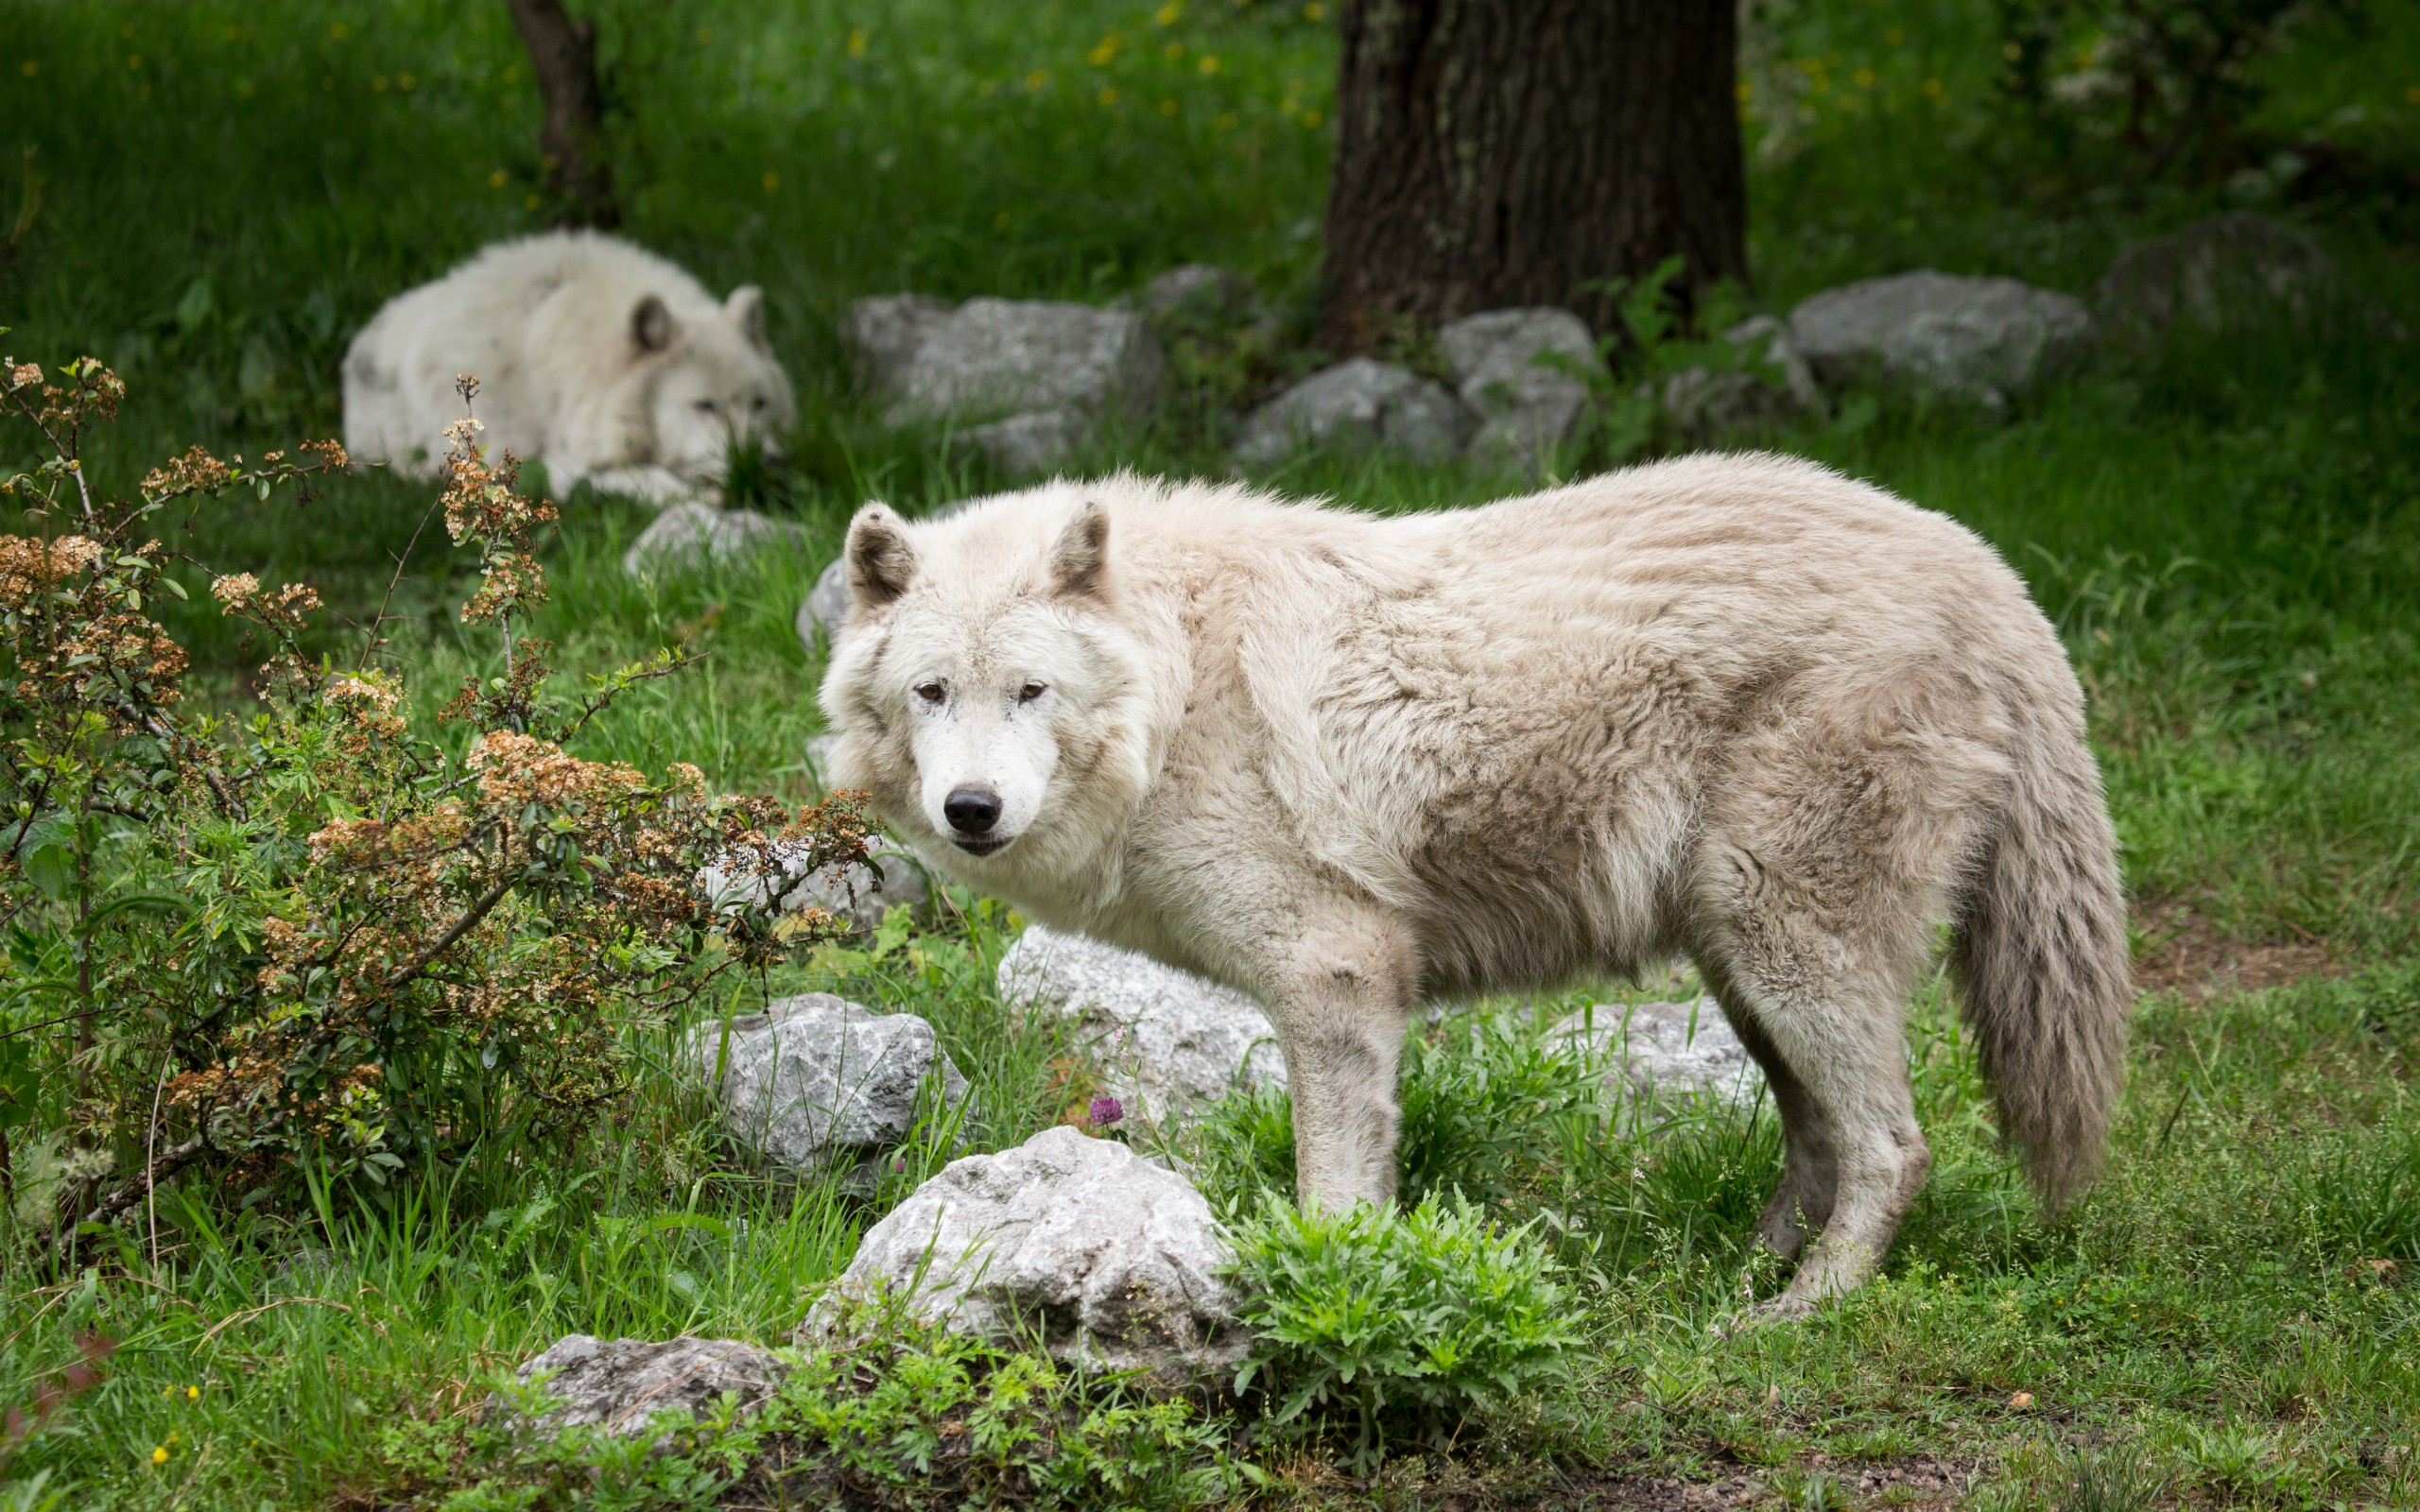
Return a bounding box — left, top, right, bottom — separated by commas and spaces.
1088, 1095, 1125, 1128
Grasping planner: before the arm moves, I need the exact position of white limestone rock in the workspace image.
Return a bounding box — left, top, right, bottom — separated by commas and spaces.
698, 834, 926, 933
997, 924, 1287, 1120
804, 1125, 1248, 1386
1437, 306, 1603, 466
620, 501, 804, 579
683, 994, 973, 1178
1789, 271, 2096, 405
493, 1334, 787, 1439
1552, 997, 1765, 1111
1234, 357, 1472, 467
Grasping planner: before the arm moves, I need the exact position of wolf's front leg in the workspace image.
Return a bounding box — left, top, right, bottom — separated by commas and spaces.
1265, 912, 1419, 1211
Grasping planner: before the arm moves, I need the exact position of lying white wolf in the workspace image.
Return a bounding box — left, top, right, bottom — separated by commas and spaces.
342, 231, 793, 502
819, 455, 2131, 1317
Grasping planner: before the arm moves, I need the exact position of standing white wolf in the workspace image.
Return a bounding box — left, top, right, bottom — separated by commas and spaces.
342, 231, 794, 502
819, 455, 2131, 1316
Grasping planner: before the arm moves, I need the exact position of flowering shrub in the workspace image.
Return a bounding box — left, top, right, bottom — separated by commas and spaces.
0, 358, 869, 1246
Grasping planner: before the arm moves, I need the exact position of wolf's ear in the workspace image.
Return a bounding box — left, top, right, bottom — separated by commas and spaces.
726, 286, 768, 351
631, 295, 676, 353
846, 502, 917, 610
1046, 500, 1112, 601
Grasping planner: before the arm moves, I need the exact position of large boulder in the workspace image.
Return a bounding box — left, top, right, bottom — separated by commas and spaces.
804, 1125, 1248, 1386
997, 924, 1287, 1121
621, 502, 805, 580
2095, 212, 2377, 348
493, 1334, 787, 1439
1552, 998, 1764, 1111
1234, 358, 1472, 468
683, 994, 973, 1180
884, 297, 1167, 425
1788, 271, 2095, 405
1437, 307, 1603, 466
844, 294, 956, 397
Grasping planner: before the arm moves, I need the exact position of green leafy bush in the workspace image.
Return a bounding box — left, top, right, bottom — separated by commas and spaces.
1224, 1194, 1581, 1467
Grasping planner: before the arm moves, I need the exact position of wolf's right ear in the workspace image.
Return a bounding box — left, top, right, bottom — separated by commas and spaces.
631, 295, 675, 353
845, 502, 917, 610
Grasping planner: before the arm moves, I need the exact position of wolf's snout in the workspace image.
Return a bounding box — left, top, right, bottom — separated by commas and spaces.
943, 786, 1004, 836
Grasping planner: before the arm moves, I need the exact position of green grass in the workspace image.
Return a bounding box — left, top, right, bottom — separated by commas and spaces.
5, 0, 2420, 1506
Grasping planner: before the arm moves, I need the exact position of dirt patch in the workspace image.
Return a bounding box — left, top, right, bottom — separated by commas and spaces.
2132, 899, 2337, 1000
1504, 1454, 1978, 1510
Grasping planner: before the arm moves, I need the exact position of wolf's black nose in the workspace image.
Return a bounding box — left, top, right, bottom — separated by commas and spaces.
943, 786, 1003, 835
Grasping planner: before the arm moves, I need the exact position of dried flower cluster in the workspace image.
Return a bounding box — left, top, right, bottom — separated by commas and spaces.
0, 358, 869, 1243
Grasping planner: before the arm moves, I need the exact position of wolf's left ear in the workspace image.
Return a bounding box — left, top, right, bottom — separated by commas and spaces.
631, 295, 676, 353
726, 286, 768, 351
846, 502, 917, 610
1046, 500, 1111, 601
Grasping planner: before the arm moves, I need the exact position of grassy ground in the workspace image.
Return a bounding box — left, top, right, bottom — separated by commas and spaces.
3, 0, 2418, 1507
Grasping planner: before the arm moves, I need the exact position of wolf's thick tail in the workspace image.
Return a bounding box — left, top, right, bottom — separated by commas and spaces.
1950, 720, 2132, 1211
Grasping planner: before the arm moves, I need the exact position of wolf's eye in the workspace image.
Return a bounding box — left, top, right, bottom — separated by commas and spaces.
914, 682, 945, 705
694, 399, 720, 415
1018, 681, 1047, 703
751, 396, 769, 412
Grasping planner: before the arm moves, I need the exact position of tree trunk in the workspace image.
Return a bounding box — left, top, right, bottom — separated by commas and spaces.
1319, 0, 1748, 352
504, 0, 617, 229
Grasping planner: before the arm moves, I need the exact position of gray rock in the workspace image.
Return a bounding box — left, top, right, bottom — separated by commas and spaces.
961, 407, 1087, 478
890, 298, 1166, 424
1724, 315, 1824, 411
1552, 997, 1765, 1110
845, 293, 957, 397
1235, 358, 1473, 468
1437, 307, 1602, 466
1789, 271, 2096, 405
493, 1334, 786, 1438
1144, 264, 1256, 326
700, 833, 927, 932
2095, 212, 2378, 348
621, 502, 805, 580
685, 994, 973, 1177
804, 1125, 1248, 1386
1660, 369, 1801, 438
798, 556, 854, 650
801, 732, 841, 789
997, 925, 1286, 1121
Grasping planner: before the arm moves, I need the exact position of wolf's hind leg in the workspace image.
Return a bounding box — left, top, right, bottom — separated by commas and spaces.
1737, 992, 1929, 1318
1718, 998, 1838, 1263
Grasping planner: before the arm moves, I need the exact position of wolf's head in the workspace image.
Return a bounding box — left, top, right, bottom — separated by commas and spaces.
817, 490, 1163, 891
628, 286, 796, 484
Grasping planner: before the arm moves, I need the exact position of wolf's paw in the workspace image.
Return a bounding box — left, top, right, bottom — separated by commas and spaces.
1720, 1294, 1819, 1334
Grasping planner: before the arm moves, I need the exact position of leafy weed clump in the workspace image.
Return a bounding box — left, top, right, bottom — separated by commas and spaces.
1225, 1193, 1581, 1469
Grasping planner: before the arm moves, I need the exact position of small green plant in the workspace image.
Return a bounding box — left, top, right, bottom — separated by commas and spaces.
2059, 1441, 2172, 1512
1225, 1193, 1581, 1469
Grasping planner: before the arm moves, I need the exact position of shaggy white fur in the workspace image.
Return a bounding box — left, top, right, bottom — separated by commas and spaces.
819, 455, 2131, 1317
341, 231, 793, 503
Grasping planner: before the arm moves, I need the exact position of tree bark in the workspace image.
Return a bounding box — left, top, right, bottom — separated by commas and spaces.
1319, 0, 1748, 352
504, 0, 617, 229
